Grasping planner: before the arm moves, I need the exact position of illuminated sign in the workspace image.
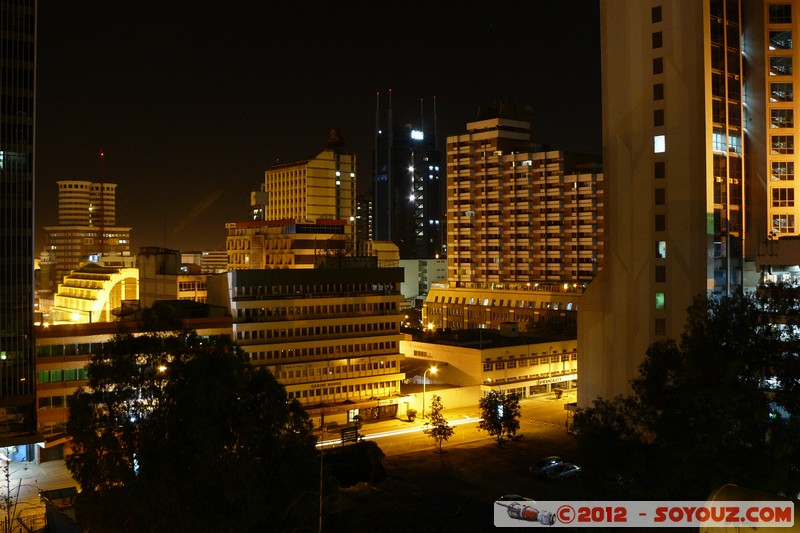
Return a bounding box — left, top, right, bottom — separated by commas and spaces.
410, 130, 424, 140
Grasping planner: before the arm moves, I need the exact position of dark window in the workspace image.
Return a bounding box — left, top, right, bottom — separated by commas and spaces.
652, 32, 663, 48
655, 161, 666, 179
656, 265, 666, 283
772, 187, 795, 207
653, 57, 663, 74
655, 188, 666, 205
770, 56, 793, 76
655, 319, 666, 336
652, 6, 662, 23
769, 4, 792, 24
654, 109, 665, 127
655, 214, 666, 231
654, 83, 664, 100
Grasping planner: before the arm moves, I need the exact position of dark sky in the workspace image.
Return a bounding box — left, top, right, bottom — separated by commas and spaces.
35, 1, 601, 252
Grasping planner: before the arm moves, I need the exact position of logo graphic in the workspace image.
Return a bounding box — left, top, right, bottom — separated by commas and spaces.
496, 500, 556, 526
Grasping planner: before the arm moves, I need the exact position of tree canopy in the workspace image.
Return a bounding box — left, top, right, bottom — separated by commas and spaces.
478, 390, 522, 446
424, 395, 455, 453
575, 290, 800, 499
66, 328, 332, 532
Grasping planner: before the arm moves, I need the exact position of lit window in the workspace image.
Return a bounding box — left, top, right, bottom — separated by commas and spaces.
654, 135, 666, 153
656, 241, 667, 258
655, 292, 666, 309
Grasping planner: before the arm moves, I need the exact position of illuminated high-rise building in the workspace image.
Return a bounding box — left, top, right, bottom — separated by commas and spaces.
256, 132, 356, 240
579, 0, 795, 405
44, 179, 132, 281
0, 0, 39, 448
446, 103, 603, 287
373, 93, 443, 259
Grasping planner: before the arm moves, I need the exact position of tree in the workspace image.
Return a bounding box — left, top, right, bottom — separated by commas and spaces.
424, 395, 454, 453
574, 291, 800, 500
478, 390, 522, 446
67, 328, 332, 532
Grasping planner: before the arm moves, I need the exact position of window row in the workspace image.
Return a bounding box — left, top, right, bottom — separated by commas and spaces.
276, 360, 397, 379
482, 353, 576, 371
232, 282, 396, 298
237, 321, 398, 341
287, 380, 399, 400
236, 301, 396, 321
37, 368, 88, 383
38, 395, 66, 409
248, 340, 398, 361
178, 281, 207, 291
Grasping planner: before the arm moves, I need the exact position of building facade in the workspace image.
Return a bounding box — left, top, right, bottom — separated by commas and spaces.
206, 262, 407, 426
181, 250, 228, 274
446, 114, 603, 287
44, 179, 132, 282
225, 219, 349, 270
423, 285, 581, 331
0, 0, 38, 448
373, 94, 444, 259
399, 259, 447, 300
50, 263, 138, 324
256, 145, 356, 241
579, 0, 767, 405
401, 332, 577, 399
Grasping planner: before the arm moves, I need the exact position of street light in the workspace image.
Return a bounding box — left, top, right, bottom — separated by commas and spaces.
422, 366, 438, 418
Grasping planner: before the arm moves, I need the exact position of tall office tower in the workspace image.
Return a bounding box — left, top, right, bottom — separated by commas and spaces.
355, 191, 373, 253
56, 179, 116, 226
373, 93, 443, 259
44, 179, 132, 281
446, 105, 604, 288
0, 0, 39, 447
579, 0, 755, 406
259, 133, 356, 242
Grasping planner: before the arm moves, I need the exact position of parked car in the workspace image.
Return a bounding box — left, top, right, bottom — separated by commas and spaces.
529, 455, 563, 476
497, 494, 535, 502
547, 462, 582, 480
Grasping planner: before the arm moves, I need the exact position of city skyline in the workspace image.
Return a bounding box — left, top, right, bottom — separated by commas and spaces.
34, 1, 601, 252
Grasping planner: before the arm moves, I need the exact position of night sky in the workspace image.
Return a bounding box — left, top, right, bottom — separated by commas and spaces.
35, 1, 601, 252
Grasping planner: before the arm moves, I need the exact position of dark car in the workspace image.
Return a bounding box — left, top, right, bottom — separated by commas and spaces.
529, 455, 562, 476
546, 462, 582, 481
497, 494, 535, 502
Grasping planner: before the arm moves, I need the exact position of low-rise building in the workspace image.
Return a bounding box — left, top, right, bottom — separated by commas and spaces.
225, 219, 349, 270
423, 284, 581, 331
207, 259, 408, 426
138, 247, 209, 307
400, 327, 577, 409
50, 263, 138, 324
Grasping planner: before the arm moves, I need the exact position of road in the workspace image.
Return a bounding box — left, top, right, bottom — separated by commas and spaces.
337, 390, 577, 457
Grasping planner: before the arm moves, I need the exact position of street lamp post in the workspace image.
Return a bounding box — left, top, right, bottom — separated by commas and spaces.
422, 366, 437, 418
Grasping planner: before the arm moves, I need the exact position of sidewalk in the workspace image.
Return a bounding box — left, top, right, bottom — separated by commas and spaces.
4, 457, 76, 520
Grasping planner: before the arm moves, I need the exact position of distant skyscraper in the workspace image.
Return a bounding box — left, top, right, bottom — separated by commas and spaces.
579, 0, 781, 406
373, 93, 443, 259
44, 179, 132, 281
256, 134, 356, 240
0, 0, 38, 447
